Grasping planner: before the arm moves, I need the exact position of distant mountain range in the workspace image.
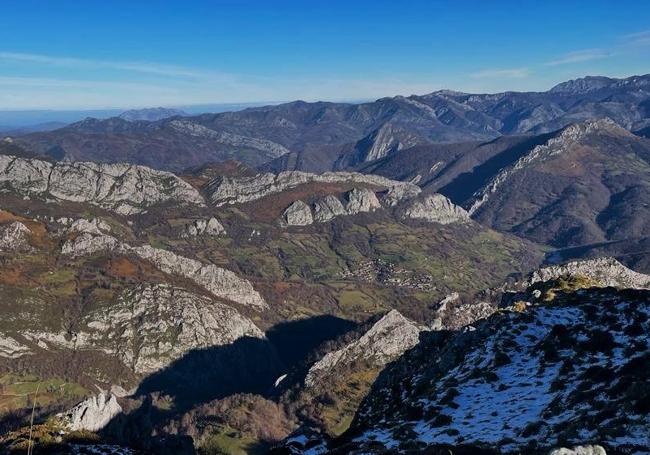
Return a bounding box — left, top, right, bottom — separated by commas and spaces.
11, 74, 650, 173
119, 107, 187, 122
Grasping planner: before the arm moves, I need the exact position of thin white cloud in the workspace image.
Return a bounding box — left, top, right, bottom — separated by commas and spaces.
0, 51, 222, 79
545, 48, 610, 66
0, 76, 171, 91
470, 68, 530, 79
621, 30, 650, 47
546, 30, 650, 67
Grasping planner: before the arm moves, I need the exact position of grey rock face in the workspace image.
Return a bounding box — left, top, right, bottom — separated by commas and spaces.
205, 171, 419, 206
345, 188, 381, 214
184, 217, 226, 237
61, 234, 267, 309
549, 446, 607, 455
76, 284, 264, 373
60, 392, 122, 432
357, 123, 419, 162
382, 184, 422, 207
61, 233, 121, 257
67, 218, 112, 235
468, 119, 626, 215
430, 293, 497, 331
313, 195, 347, 222
0, 155, 205, 215
169, 120, 290, 158
304, 310, 422, 388
400, 194, 470, 224
0, 221, 32, 252
527, 257, 650, 289
0, 335, 31, 358
283, 200, 314, 226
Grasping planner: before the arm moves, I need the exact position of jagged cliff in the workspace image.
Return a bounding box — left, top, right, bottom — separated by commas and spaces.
0, 154, 205, 214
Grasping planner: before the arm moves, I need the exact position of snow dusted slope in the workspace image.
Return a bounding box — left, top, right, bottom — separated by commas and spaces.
327, 287, 650, 454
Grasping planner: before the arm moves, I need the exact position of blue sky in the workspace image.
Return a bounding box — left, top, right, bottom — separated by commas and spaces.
1, 0, 649, 109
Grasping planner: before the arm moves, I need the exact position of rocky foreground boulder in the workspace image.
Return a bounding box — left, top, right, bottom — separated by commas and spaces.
527, 257, 650, 289
549, 446, 607, 455
323, 287, 650, 454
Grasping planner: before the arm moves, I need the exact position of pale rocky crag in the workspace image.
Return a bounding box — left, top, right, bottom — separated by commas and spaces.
313, 195, 347, 222
400, 193, 471, 224
281, 188, 383, 226
75, 284, 264, 374
357, 122, 420, 162
66, 217, 112, 235
526, 257, 650, 289
169, 119, 290, 158
0, 335, 31, 358
283, 200, 314, 226
59, 392, 122, 432
345, 187, 381, 214
549, 446, 607, 455
183, 216, 226, 237
205, 170, 420, 206
61, 233, 267, 309
430, 293, 497, 331
0, 221, 32, 252
468, 119, 628, 215
382, 184, 422, 207
304, 310, 422, 388
0, 154, 205, 215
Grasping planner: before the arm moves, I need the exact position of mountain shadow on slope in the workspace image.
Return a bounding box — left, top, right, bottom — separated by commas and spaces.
99, 315, 358, 452
266, 315, 358, 367
437, 132, 555, 205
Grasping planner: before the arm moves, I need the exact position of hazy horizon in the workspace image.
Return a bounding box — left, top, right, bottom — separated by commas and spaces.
2, 0, 650, 110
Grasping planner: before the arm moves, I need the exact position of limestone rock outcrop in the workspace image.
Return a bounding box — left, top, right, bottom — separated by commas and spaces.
169, 120, 290, 158
345, 188, 381, 214
527, 257, 650, 289
77, 284, 264, 373
60, 392, 122, 432
0, 335, 31, 358
400, 194, 471, 224
313, 195, 347, 222
283, 200, 313, 226
304, 310, 422, 387
0, 155, 205, 215
469, 119, 625, 215
61, 234, 267, 309
184, 217, 226, 237
67, 218, 112, 235
205, 171, 419, 206
549, 446, 607, 455
0, 221, 32, 252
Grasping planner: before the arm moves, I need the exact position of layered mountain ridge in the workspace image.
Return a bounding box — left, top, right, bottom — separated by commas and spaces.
9, 74, 650, 173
